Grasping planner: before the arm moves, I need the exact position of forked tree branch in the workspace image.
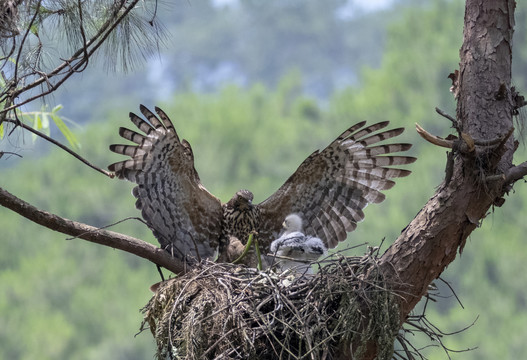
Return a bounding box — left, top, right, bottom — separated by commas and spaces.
384, 0, 516, 332
344, 1, 519, 358
0, 186, 185, 274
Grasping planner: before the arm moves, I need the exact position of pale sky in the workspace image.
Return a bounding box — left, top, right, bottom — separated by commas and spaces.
212, 0, 395, 14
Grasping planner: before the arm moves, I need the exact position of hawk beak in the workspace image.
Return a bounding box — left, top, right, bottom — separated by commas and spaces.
282, 221, 286, 228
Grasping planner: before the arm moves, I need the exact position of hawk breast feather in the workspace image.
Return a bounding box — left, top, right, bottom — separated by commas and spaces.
109, 106, 416, 264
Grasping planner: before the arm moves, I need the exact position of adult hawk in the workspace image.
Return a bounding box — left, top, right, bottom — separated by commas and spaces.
108, 105, 415, 267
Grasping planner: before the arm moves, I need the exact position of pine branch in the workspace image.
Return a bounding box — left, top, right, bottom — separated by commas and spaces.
0, 186, 185, 275
0, 0, 151, 114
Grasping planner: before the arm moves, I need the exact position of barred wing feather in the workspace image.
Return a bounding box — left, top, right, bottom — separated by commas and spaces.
108, 105, 223, 261
257, 121, 416, 249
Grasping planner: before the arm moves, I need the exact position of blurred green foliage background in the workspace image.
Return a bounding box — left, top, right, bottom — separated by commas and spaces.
1, 0, 527, 359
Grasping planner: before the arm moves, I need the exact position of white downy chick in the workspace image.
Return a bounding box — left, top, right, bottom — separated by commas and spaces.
270, 214, 327, 274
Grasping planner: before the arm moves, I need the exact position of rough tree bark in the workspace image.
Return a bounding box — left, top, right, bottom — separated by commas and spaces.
385, 0, 517, 318
339, 0, 521, 358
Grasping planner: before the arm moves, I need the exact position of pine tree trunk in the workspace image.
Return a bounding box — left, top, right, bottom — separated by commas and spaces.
338, 0, 518, 358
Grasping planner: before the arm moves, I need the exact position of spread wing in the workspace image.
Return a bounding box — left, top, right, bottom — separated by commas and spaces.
108, 105, 223, 262
257, 121, 416, 249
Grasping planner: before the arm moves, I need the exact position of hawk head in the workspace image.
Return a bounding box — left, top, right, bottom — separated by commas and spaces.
228, 189, 254, 210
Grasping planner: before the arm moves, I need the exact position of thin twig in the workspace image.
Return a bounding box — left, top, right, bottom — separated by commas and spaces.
65, 216, 147, 240
0, 151, 22, 159
12, 1, 41, 93
437, 277, 464, 309
435, 107, 457, 125
2, 118, 113, 178
76, 0, 90, 73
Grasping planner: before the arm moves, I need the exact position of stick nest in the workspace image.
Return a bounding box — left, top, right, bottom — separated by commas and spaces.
141, 250, 403, 360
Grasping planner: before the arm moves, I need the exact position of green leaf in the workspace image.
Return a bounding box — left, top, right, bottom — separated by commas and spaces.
41, 113, 50, 137
51, 113, 80, 151
30, 24, 39, 35
0, 122, 3, 139
31, 113, 41, 142
35, 112, 42, 129
52, 104, 63, 113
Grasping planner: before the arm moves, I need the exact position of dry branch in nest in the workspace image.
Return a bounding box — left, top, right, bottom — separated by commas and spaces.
140, 250, 464, 360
